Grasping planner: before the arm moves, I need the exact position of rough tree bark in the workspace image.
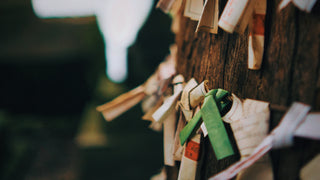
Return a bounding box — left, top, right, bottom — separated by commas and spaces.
173, 0, 320, 179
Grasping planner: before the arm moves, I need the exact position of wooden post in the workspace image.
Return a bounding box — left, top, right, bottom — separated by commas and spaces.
173, 0, 320, 179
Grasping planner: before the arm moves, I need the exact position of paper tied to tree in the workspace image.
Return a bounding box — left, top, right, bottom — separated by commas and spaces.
179, 78, 199, 121
219, 0, 256, 33
209, 102, 313, 180
180, 89, 234, 160
181, 79, 209, 135
96, 52, 177, 121
222, 94, 273, 180
178, 107, 203, 180
196, 0, 219, 34
184, 0, 204, 21
173, 79, 208, 161
150, 74, 184, 166
152, 74, 184, 124
248, 0, 266, 70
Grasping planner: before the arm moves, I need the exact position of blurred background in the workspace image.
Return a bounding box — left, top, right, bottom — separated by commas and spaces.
0, 0, 174, 179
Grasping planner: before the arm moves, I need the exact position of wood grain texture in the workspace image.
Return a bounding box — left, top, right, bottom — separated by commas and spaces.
174, 0, 320, 179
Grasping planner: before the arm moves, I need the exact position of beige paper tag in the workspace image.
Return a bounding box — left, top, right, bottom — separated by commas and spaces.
177, 133, 202, 180
184, 0, 204, 21
173, 111, 187, 161
179, 78, 198, 121
219, 0, 255, 33
248, 0, 266, 70
96, 85, 146, 121
163, 108, 177, 166
196, 0, 219, 34
222, 95, 273, 180
234, 0, 256, 34
189, 80, 208, 108
300, 154, 320, 180
152, 85, 183, 123
211, 103, 311, 180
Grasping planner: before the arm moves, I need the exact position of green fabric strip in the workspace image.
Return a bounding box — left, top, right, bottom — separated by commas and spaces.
179, 89, 234, 160
202, 90, 234, 159
179, 111, 202, 146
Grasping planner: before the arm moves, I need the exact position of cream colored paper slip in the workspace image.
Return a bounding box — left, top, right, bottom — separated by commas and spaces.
162, 75, 185, 166
210, 102, 311, 180
196, 0, 219, 34
163, 107, 178, 166
178, 125, 202, 180
248, 0, 266, 70
184, 0, 204, 21
173, 111, 187, 161
96, 51, 176, 121
96, 85, 146, 121
219, 0, 256, 33
152, 75, 184, 123
222, 94, 273, 180
179, 78, 199, 121
300, 154, 320, 180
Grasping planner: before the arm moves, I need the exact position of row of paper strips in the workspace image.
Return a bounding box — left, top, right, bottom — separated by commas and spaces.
96, 44, 320, 180
156, 0, 319, 71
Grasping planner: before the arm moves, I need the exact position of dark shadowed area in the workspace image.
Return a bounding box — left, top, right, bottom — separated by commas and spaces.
0, 1, 174, 179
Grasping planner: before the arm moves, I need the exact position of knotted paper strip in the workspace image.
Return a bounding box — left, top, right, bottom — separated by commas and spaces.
97, 53, 176, 121
177, 80, 210, 144
196, 0, 219, 34
179, 78, 198, 121
189, 81, 209, 109
173, 79, 207, 161
160, 75, 184, 166
209, 102, 311, 180
152, 75, 184, 123
222, 94, 273, 180
184, 0, 204, 21
180, 89, 234, 160
218, 0, 255, 33
248, 0, 266, 70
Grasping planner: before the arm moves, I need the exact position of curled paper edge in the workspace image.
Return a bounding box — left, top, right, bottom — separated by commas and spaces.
96, 85, 146, 121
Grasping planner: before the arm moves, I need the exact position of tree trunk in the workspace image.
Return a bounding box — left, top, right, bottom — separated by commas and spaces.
174, 0, 320, 179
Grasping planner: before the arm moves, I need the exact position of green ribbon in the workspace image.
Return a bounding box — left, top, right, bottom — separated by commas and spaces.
179, 89, 234, 160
